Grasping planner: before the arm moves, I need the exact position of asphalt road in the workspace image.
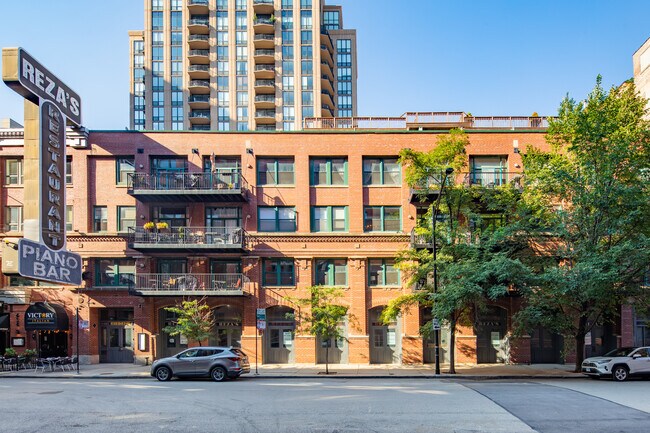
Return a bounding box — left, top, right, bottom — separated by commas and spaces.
0, 378, 648, 433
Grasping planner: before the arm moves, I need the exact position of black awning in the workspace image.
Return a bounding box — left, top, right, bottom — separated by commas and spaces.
25, 302, 69, 331
0, 314, 8, 331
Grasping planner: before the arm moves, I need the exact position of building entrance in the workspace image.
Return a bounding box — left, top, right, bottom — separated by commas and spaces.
369, 307, 400, 364
99, 308, 134, 363
421, 308, 449, 364
475, 306, 508, 364
264, 306, 295, 364
210, 305, 242, 348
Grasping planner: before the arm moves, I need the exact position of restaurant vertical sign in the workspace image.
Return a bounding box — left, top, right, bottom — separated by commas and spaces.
2, 47, 83, 285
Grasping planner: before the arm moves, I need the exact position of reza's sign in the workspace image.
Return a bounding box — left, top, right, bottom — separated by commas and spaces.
3, 48, 81, 126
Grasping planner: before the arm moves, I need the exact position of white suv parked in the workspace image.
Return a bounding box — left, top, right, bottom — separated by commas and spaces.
582, 346, 650, 381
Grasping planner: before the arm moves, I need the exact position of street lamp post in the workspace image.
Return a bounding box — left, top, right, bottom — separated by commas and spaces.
431, 167, 454, 375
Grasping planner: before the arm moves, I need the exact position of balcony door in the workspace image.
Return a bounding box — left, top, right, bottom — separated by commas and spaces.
470, 156, 507, 186
152, 206, 187, 228
158, 259, 187, 274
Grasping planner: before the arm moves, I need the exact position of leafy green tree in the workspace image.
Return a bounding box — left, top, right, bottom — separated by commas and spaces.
287, 286, 349, 374
514, 77, 650, 371
383, 130, 529, 373
163, 298, 214, 347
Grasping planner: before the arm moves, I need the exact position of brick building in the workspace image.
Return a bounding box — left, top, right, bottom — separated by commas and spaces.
0, 113, 636, 365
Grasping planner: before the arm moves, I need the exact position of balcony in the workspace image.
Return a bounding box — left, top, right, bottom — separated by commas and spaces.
188, 18, 209, 35
129, 226, 245, 252
189, 79, 210, 94
188, 49, 209, 64
189, 110, 211, 124
255, 110, 276, 124
188, 64, 210, 79
256, 125, 275, 131
187, 0, 209, 14
254, 33, 275, 49
254, 64, 275, 79
321, 105, 333, 117
409, 175, 445, 204
410, 228, 430, 250
321, 62, 334, 81
253, 16, 275, 34
321, 75, 334, 94
320, 45, 334, 66
254, 79, 275, 94
321, 89, 334, 108
254, 49, 275, 64
189, 94, 210, 109
253, 0, 274, 14
133, 273, 247, 296
463, 171, 522, 189
254, 94, 275, 109
188, 34, 209, 49
127, 170, 248, 202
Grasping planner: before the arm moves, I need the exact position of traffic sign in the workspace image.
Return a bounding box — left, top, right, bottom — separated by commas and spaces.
257, 320, 266, 330
432, 318, 441, 331
256, 308, 266, 321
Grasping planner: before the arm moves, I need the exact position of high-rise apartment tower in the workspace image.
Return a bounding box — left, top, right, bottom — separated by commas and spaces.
129, 0, 357, 131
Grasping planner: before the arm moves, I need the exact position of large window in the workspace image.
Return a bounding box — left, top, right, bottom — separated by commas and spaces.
116, 157, 135, 185
118, 206, 136, 232
311, 206, 347, 232
95, 259, 135, 287
263, 259, 295, 286
258, 207, 296, 232
315, 259, 347, 286
257, 158, 295, 185
206, 207, 242, 229
5, 158, 23, 185
5, 206, 22, 232
310, 158, 347, 185
363, 158, 401, 186
368, 259, 400, 287
93, 206, 108, 232
363, 206, 401, 232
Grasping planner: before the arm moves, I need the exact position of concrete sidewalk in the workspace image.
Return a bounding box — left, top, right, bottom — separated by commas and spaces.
0, 362, 584, 380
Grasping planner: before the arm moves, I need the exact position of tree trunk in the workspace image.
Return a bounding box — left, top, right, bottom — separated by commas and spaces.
448, 319, 456, 374
574, 315, 588, 373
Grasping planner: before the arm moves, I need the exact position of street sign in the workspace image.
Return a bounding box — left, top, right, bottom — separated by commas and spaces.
432, 318, 441, 331
256, 308, 266, 321
257, 320, 266, 330
78, 320, 89, 330
18, 238, 82, 285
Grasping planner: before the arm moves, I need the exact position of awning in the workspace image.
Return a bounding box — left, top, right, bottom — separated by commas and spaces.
25, 302, 69, 331
0, 314, 8, 331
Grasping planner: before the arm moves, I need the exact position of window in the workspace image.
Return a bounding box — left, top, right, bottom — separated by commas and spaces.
368, 259, 400, 287
66, 205, 73, 232
93, 206, 108, 232
5, 206, 22, 232
5, 158, 23, 185
257, 158, 295, 185
315, 259, 347, 286
118, 206, 136, 232
310, 158, 347, 186
66, 156, 72, 184
258, 207, 296, 232
95, 259, 135, 287
206, 207, 242, 229
312, 206, 347, 232
116, 157, 135, 185
363, 158, 401, 185
263, 259, 295, 286
364, 206, 401, 232
152, 11, 163, 30
323, 10, 340, 29
469, 156, 508, 186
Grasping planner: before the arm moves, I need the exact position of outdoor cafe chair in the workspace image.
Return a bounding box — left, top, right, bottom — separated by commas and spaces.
34, 358, 47, 373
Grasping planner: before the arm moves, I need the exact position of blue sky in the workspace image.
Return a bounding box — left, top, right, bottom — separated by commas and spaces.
1, 0, 649, 130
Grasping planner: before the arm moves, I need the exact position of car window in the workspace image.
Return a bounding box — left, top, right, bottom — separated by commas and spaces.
634, 348, 649, 357
603, 347, 637, 357
179, 349, 199, 358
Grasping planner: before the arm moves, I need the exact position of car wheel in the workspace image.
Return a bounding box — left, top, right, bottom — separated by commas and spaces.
612, 365, 629, 382
211, 366, 227, 382
155, 366, 172, 382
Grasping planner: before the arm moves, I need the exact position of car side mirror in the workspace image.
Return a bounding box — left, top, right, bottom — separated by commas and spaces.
632, 353, 642, 359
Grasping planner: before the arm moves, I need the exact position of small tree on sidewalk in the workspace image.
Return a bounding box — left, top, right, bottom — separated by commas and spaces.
163, 298, 214, 347
287, 286, 349, 374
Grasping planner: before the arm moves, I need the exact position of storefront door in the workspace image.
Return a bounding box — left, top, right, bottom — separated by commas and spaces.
369, 307, 400, 364
210, 306, 242, 348
264, 306, 295, 364
99, 308, 134, 363
475, 306, 507, 364
530, 327, 563, 364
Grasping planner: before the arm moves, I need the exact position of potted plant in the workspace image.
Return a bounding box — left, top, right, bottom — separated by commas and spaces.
23, 348, 37, 365
143, 221, 155, 231
4, 348, 17, 358
156, 222, 169, 231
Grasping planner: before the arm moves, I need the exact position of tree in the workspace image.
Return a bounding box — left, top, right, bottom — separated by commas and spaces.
514, 77, 650, 371
287, 286, 349, 374
163, 298, 215, 347
383, 130, 530, 373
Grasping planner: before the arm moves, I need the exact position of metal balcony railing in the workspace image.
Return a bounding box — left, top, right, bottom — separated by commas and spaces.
128, 169, 245, 192
253, 0, 274, 5
129, 226, 244, 247
134, 273, 246, 295
255, 95, 275, 103
255, 110, 275, 118
189, 0, 209, 5
189, 80, 210, 88
189, 94, 210, 103
254, 18, 275, 25
255, 49, 275, 56
255, 80, 275, 87
189, 110, 210, 119
189, 35, 209, 42
255, 34, 275, 41
189, 50, 209, 57
464, 171, 522, 188
255, 64, 275, 71
188, 19, 209, 26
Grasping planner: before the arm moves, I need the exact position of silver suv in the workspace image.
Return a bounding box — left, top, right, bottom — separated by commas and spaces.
582, 346, 650, 381
151, 347, 250, 382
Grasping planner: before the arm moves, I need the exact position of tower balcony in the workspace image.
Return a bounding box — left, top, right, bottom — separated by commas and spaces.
189, 110, 211, 124
188, 49, 210, 64
188, 34, 209, 50
188, 18, 210, 35
254, 64, 275, 79
129, 226, 245, 252
254, 94, 275, 109
253, 17, 275, 34
254, 79, 275, 94
253, 0, 275, 15
255, 109, 276, 124
188, 64, 210, 79
187, 0, 209, 14
321, 89, 335, 108
254, 33, 275, 49
254, 49, 275, 64
321, 75, 334, 94
321, 61, 334, 81
188, 79, 211, 94
188, 94, 210, 109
